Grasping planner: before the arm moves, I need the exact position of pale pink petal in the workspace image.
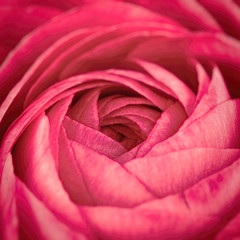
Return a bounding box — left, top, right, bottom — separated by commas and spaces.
0, 154, 18, 240
181, 66, 230, 129
83, 156, 240, 239
16, 179, 88, 240
68, 88, 100, 130
133, 58, 196, 114
116, 144, 143, 163
125, 148, 240, 197
13, 113, 85, 227
136, 102, 187, 158
147, 99, 240, 157
47, 95, 73, 163
184, 158, 240, 222
60, 131, 156, 207
63, 116, 127, 158
58, 126, 96, 206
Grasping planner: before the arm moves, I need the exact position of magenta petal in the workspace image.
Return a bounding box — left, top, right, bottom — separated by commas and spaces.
0, 154, 18, 240
16, 179, 87, 240
13, 113, 84, 226
63, 116, 127, 158
194, 62, 210, 104
197, 0, 240, 39
0, 6, 61, 57
148, 99, 240, 157
125, 148, 240, 197
63, 137, 155, 207
216, 213, 240, 240
128, 0, 221, 32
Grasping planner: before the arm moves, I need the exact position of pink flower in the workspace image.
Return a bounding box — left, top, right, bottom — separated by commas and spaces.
1, 0, 240, 239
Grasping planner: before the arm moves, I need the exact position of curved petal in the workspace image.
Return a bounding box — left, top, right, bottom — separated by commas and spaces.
16, 179, 88, 240
197, 0, 240, 39
102, 105, 161, 122
125, 148, 240, 197
99, 95, 156, 118
0, 6, 61, 61
12, 113, 85, 227
136, 101, 187, 158
0, 154, 18, 240
68, 88, 100, 130
181, 66, 230, 129
82, 156, 240, 239
63, 116, 127, 158
60, 129, 156, 207
47, 95, 73, 162
133, 58, 196, 114
216, 212, 240, 240
126, 0, 222, 32
147, 99, 240, 157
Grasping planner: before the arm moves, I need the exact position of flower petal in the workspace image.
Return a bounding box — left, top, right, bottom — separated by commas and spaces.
82, 156, 240, 239
59, 131, 156, 207
181, 66, 230, 129
132, 58, 196, 114
0, 154, 18, 240
125, 148, 240, 197
68, 88, 100, 130
16, 179, 88, 240
147, 99, 240, 157
13, 113, 85, 227
136, 101, 187, 158
63, 116, 128, 158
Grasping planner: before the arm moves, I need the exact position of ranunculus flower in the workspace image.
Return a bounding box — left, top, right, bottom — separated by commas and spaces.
1, 0, 240, 239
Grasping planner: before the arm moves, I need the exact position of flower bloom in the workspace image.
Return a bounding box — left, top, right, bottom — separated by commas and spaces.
0, 0, 240, 239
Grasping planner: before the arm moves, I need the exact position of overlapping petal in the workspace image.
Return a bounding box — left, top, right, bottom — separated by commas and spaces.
0, 1, 240, 239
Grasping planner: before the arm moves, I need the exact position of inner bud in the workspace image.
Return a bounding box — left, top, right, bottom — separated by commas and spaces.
67, 83, 162, 151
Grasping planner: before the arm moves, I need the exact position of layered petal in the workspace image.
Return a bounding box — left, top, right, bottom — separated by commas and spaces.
13, 113, 85, 227
83, 156, 240, 239
147, 99, 240, 157
125, 148, 240, 197
59, 126, 156, 207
